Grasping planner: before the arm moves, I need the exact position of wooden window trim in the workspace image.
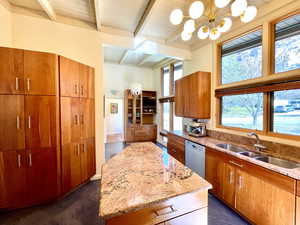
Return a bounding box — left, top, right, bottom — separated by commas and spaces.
216, 10, 300, 141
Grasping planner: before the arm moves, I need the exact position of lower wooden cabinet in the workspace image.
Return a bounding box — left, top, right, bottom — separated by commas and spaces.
167, 133, 185, 164
205, 147, 296, 225
125, 124, 157, 142
0, 148, 58, 209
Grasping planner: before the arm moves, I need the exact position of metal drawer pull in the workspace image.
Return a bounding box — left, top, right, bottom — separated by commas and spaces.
77, 144, 80, 155
16, 116, 20, 129
17, 154, 21, 168
29, 153, 32, 167
229, 171, 234, 184
238, 176, 243, 190
75, 84, 78, 95
26, 78, 31, 91
28, 116, 31, 129
75, 115, 79, 125
15, 77, 19, 91
153, 205, 176, 217
229, 160, 243, 168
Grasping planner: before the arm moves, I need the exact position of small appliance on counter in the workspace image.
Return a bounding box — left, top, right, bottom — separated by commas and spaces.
187, 120, 206, 137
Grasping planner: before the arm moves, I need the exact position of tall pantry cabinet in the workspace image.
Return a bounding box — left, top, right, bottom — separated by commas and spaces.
0, 47, 96, 210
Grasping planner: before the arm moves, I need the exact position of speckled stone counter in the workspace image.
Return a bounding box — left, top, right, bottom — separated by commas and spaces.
99, 142, 212, 220
169, 130, 300, 180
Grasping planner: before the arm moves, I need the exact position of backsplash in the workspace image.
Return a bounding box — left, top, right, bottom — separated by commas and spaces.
207, 129, 300, 162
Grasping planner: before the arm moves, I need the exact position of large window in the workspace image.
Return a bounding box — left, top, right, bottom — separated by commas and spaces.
217, 11, 300, 139
221, 93, 263, 130
271, 89, 300, 136
275, 13, 300, 73
160, 62, 183, 134
221, 29, 262, 85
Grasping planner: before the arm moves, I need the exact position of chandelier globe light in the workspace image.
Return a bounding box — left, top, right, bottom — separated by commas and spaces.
241, 6, 257, 23
169, 0, 258, 42
130, 83, 142, 96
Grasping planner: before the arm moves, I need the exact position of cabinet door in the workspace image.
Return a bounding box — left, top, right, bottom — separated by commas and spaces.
25, 96, 57, 149
236, 169, 295, 225
87, 138, 96, 178
205, 150, 224, 197
60, 56, 80, 97
0, 48, 24, 94
80, 98, 95, 139
61, 97, 81, 145
79, 64, 89, 98
24, 50, 57, 95
88, 67, 95, 99
0, 95, 25, 151
26, 148, 58, 204
175, 80, 184, 116
222, 163, 235, 207
0, 150, 27, 208
70, 143, 82, 188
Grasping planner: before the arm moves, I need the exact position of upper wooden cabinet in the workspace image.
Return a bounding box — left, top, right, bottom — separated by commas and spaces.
24, 50, 58, 96
0, 95, 25, 151
60, 57, 95, 98
0, 48, 24, 95
175, 71, 211, 119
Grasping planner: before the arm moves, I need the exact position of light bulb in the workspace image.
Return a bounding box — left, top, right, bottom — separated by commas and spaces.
241, 6, 257, 23
231, 0, 247, 17
218, 18, 232, 33
189, 1, 204, 19
169, 9, 183, 25
209, 27, 221, 40
197, 26, 210, 39
184, 19, 196, 33
181, 31, 192, 41
215, 0, 230, 8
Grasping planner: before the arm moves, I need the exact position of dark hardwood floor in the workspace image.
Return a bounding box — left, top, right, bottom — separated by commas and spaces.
0, 142, 250, 225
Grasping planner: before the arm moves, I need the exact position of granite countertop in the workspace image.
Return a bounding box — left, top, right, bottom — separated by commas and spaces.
99, 142, 212, 220
169, 130, 300, 180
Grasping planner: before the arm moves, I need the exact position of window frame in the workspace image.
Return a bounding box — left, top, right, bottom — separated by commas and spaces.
215, 9, 300, 141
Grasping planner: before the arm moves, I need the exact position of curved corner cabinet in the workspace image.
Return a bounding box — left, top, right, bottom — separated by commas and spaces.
0, 47, 95, 210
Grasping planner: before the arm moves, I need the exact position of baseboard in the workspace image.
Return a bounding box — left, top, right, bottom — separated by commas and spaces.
90, 174, 101, 181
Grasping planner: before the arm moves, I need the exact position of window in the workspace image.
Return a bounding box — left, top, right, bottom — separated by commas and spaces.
275, 13, 300, 73
221, 29, 262, 85
160, 62, 183, 134
271, 89, 300, 136
221, 93, 263, 130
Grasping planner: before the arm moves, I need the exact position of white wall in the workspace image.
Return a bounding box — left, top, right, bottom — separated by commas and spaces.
104, 63, 156, 98
0, 4, 12, 46
105, 98, 123, 135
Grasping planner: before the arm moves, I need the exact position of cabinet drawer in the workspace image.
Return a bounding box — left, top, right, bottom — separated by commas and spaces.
106, 191, 208, 225
168, 133, 185, 147
167, 143, 185, 164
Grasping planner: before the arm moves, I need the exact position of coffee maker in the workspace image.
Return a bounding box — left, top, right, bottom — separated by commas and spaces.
187, 120, 206, 137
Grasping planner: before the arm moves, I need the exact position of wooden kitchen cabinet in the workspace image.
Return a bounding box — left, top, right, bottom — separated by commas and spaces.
86, 138, 96, 178
0, 47, 24, 94
60, 57, 80, 97
167, 133, 185, 164
175, 71, 211, 119
24, 50, 58, 96
0, 95, 25, 151
25, 96, 57, 149
26, 148, 58, 205
222, 163, 236, 207
81, 98, 95, 139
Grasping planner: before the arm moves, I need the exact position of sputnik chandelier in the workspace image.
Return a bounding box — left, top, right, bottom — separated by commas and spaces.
169, 0, 258, 41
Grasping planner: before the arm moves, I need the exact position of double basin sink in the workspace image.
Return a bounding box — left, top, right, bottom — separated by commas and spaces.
216, 143, 300, 169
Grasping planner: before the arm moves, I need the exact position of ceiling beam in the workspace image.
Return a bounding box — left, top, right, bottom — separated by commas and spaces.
94, 0, 101, 31
138, 54, 152, 66
36, 0, 57, 21
134, 0, 158, 37
119, 50, 131, 64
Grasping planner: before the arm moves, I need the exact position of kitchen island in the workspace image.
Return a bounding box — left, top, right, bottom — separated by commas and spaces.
99, 142, 212, 225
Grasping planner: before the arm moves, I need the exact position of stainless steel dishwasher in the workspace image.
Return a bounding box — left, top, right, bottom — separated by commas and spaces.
185, 140, 205, 178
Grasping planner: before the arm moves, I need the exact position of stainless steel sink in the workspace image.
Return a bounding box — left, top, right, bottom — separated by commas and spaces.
216, 143, 248, 153
239, 151, 261, 158
254, 156, 300, 169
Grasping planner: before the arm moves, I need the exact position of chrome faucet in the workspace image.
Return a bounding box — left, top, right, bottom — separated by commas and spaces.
247, 132, 267, 152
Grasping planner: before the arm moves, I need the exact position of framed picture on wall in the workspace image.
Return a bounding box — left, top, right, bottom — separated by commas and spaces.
110, 103, 118, 114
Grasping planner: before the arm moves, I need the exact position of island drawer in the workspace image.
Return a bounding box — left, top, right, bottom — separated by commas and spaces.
106, 190, 208, 225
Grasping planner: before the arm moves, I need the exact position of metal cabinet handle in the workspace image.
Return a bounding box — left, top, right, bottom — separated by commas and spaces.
75, 115, 79, 125
28, 153, 32, 167
75, 84, 78, 95
15, 77, 19, 91
82, 143, 85, 153
28, 116, 31, 129
17, 154, 21, 168
229, 160, 243, 168
81, 85, 84, 96
238, 176, 243, 190
16, 115, 20, 129
153, 205, 176, 217
80, 114, 84, 125
77, 144, 80, 155
229, 171, 234, 184
26, 78, 31, 91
